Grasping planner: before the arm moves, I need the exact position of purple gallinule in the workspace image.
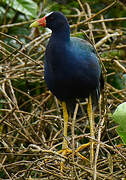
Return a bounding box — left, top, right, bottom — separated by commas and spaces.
30, 11, 104, 170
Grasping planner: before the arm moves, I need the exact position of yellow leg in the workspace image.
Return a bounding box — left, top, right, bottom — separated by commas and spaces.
87, 95, 95, 168
58, 101, 92, 172
59, 101, 71, 171
62, 101, 68, 149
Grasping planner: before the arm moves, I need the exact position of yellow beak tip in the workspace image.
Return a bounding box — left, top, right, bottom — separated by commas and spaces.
30, 21, 39, 28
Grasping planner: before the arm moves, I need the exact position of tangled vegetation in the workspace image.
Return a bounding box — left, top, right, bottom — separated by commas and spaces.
0, 0, 126, 179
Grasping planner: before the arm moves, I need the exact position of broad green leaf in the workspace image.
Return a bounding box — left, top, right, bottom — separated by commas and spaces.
113, 102, 126, 144
0, 6, 5, 22
4, 0, 38, 18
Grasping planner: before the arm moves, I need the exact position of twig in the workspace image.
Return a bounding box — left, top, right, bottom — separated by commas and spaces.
71, 1, 117, 28
94, 110, 106, 180
95, 32, 120, 48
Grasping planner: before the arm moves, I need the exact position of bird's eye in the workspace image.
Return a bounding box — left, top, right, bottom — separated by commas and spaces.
50, 16, 54, 20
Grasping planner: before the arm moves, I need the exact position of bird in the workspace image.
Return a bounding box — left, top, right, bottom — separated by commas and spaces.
30, 11, 104, 170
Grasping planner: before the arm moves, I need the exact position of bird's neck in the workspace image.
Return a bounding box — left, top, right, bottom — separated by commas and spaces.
51, 24, 70, 43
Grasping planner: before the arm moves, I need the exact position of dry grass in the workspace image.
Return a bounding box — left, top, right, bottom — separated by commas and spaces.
0, 1, 126, 179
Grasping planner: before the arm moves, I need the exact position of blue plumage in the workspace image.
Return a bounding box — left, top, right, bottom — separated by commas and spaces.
44, 12, 103, 104
30, 12, 104, 162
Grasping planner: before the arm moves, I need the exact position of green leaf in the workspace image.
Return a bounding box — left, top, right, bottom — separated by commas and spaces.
0, 6, 5, 23
5, 0, 38, 18
113, 102, 126, 144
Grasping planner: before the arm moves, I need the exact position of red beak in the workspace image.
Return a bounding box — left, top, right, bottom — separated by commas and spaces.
30, 16, 46, 28
38, 16, 46, 27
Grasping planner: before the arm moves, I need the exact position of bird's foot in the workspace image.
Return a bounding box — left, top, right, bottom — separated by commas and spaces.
75, 142, 91, 160
58, 139, 90, 172
57, 139, 72, 172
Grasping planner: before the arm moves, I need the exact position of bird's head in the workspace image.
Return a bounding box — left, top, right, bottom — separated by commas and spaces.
30, 11, 69, 32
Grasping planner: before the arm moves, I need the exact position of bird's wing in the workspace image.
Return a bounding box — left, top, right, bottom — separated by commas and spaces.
70, 37, 96, 54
